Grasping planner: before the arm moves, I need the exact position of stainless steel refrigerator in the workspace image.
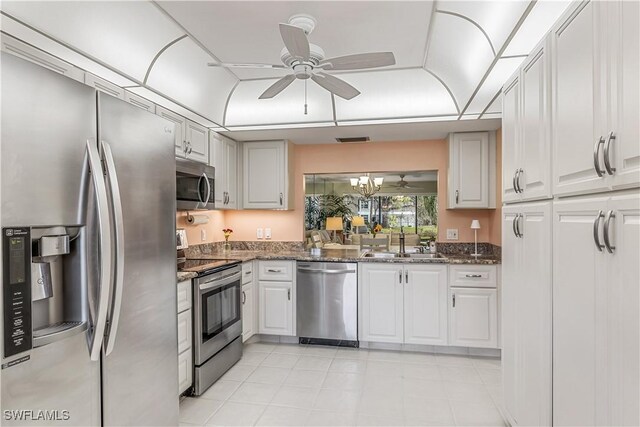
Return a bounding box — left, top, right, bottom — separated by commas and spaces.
0, 52, 179, 426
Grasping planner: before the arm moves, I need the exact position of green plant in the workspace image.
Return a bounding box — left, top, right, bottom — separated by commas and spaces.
305, 194, 357, 230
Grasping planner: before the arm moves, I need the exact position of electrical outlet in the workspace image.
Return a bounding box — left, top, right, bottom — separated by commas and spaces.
446, 229, 459, 240
265, 228, 272, 239
256, 228, 263, 239
201, 229, 206, 241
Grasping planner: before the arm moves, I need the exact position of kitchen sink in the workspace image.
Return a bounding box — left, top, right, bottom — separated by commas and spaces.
361, 252, 442, 259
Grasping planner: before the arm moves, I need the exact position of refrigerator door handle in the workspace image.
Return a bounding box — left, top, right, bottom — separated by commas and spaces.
101, 141, 125, 356
86, 140, 113, 361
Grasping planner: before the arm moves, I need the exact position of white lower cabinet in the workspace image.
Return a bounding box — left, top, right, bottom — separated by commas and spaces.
448, 287, 497, 348
242, 283, 255, 342
176, 279, 193, 395
553, 191, 639, 426
359, 263, 449, 346
258, 261, 295, 336
502, 202, 552, 427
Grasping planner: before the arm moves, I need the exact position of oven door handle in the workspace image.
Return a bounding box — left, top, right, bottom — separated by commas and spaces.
199, 271, 241, 292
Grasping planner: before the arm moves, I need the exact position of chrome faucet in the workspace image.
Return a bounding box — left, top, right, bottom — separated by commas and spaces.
399, 226, 406, 255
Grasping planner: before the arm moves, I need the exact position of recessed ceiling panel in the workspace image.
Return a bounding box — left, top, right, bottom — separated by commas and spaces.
146, 37, 236, 125
225, 78, 334, 126
503, 0, 572, 56
156, 1, 433, 80
436, 1, 529, 53
425, 12, 495, 108
466, 57, 525, 114
1, 1, 185, 81
333, 68, 458, 121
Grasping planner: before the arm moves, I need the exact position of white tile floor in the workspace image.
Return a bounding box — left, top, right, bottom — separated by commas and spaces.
180, 343, 505, 427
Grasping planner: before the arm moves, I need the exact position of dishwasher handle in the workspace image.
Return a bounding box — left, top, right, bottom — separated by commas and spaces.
297, 267, 356, 274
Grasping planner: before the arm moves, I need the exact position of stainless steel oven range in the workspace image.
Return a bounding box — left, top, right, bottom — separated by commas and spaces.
180, 259, 242, 395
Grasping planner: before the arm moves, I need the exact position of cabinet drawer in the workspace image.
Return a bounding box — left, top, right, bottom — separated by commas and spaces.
177, 280, 192, 313
178, 348, 193, 394
242, 262, 253, 285
177, 309, 192, 354
258, 261, 293, 281
448, 265, 498, 288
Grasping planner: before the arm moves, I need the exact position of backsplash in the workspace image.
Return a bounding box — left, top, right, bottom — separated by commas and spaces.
437, 242, 501, 258
184, 241, 305, 257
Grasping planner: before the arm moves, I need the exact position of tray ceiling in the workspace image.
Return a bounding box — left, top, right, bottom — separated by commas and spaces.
1, 0, 571, 137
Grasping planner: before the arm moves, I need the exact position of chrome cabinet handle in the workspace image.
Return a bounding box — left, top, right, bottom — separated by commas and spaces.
245, 271, 252, 275
287, 289, 291, 300
279, 192, 283, 205
226, 192, 229, 205
224, 191, 227, 204
242, 291, 246, 304
186, 141, 193, 155
183, 140, 187, 153
202, 172, 211, 206
516, 168, 524, 193
593, 136, 605, 177
101, 141, 125, 357
512, 215, 519, 238
452, 293, 456, 308
603, 132, 616, 175
405, 271, 409, 284
603, 210, 616, 253
399, 270, 403, 284
455, 190, 459, 204
512, 169, 519, 194
85, 140, 112, 362
465, 274, 483, 278
517, 213, 524, 237
593, 210, 605, 252
267, 269, 282, 273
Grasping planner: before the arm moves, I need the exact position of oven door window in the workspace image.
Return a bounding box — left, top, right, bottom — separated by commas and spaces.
201, 282, 240, 341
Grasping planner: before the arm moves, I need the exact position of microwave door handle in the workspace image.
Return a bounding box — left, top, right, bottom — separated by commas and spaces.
85, 140, 113, 362
202, 172, 211, 206
101, 141, 125, 356
196, 174, 204, 207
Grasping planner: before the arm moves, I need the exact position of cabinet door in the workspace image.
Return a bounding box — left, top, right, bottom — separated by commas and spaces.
518, 202, 553, 426
243, 141, 286, 209
552, 1, 609, 197
210, 133, 226, 208
449, 132, 491, 208
242, 283, 254, 342
258, 281, 293, 336
501, 205, 522, 425
225, 138, 238, 209
403, 265, 448, 345
552, 195, 609, 426
449, 287, 498, 348
157, 106, 186, 158
520, 39, 552, 202
359, 264, 403, 343
502, 75, 521, 204
177, 349, 193, 394
608, 0, 640, 190
177, 309, 192, 354
124, 91, 155, 113
185, 121, 209, 164
607, 192, 640, 426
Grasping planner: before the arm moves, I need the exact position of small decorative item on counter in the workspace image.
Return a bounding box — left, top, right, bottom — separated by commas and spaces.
222, 228, 233, 251
371, 224, 382, 237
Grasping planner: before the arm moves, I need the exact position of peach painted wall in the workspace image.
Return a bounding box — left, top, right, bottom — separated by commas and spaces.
225, 137, 502, 245
176, 210, 226, 245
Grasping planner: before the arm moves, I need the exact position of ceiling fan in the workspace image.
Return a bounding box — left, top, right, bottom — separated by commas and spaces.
388, 174, 418, 189
208, 14, 396, 104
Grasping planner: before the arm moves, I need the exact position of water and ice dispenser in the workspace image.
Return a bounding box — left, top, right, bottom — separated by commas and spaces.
3, 226, 87, 358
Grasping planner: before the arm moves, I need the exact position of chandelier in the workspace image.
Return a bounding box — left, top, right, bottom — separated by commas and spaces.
350, 175, 384, 198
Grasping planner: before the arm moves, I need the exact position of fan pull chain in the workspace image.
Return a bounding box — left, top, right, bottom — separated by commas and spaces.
304, 77, 308, 115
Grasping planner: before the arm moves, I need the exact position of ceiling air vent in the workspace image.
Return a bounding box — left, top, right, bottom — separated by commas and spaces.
335, 136, 370, 143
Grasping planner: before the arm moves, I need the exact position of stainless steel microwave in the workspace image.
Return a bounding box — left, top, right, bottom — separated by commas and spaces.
176, 158, 215, 210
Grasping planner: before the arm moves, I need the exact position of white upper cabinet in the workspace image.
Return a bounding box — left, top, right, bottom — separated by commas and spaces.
243, 140, 292, 210
210, 132, 238, 209
184, 120, 209, 164
403, 265, 448, 346
156, 106, 187, 158
124, 91, 155, 114
502, 74, 521, 204
552, 0, 639, 197
85, 73, 124, 100
448, 132, 496, 209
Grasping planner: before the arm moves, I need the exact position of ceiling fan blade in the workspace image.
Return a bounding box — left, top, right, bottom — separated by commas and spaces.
208, 62, 287, 69
311, 72, 360, 100
279, 23, 310, 61
258, 74, 296, 99
318, 52, 396, 71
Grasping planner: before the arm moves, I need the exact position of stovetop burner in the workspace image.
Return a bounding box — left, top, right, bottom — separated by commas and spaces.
177, 258, 241, 276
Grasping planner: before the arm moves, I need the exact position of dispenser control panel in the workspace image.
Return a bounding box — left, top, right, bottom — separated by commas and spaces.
3, 227, 32, 357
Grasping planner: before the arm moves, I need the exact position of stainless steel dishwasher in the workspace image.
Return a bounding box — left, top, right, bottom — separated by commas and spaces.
296, 262, 358, 344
